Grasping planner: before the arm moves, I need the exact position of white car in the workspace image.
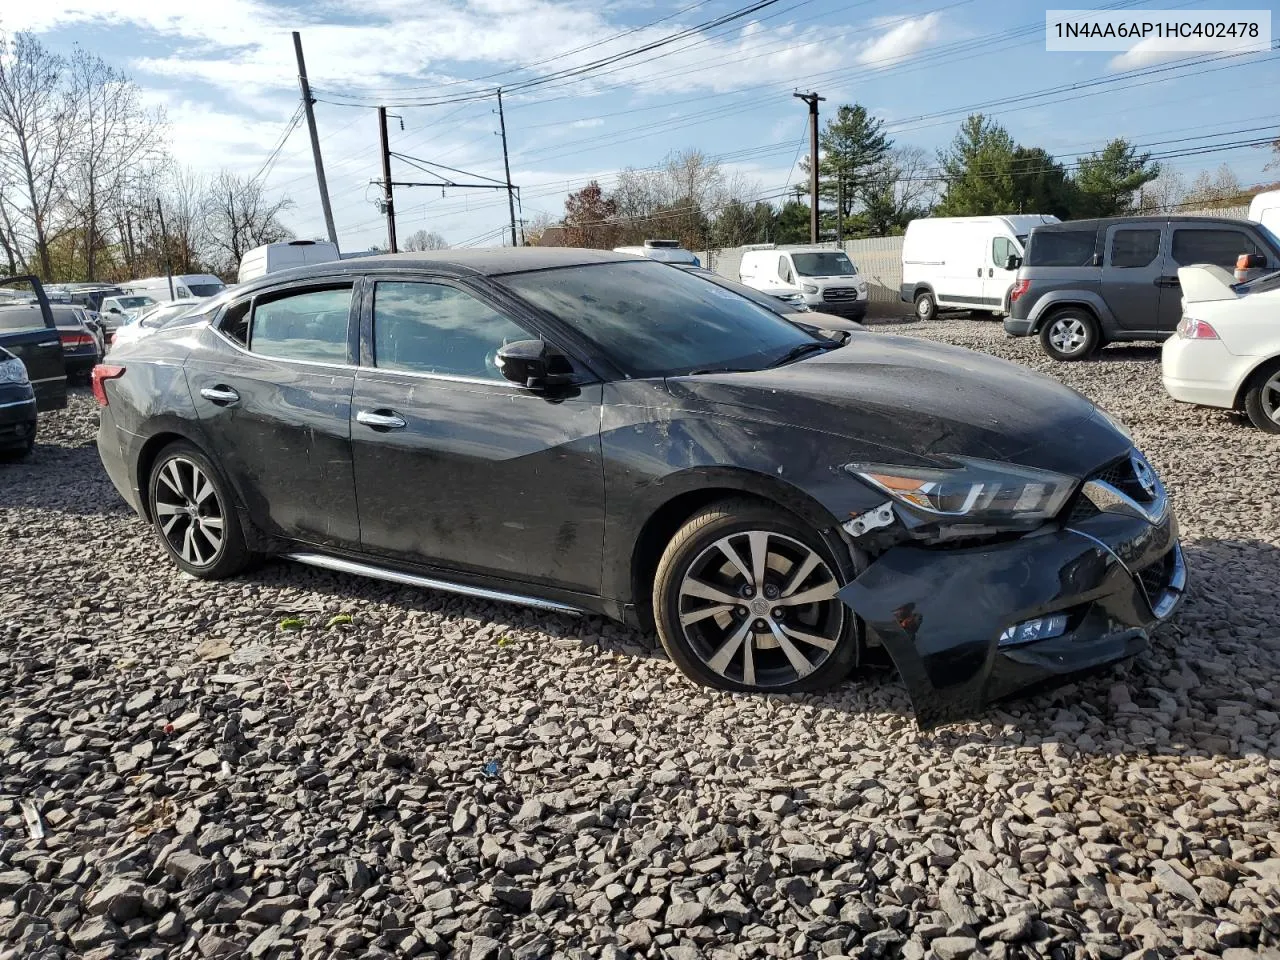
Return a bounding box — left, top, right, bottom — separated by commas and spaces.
1162, 265, 1280, 433
109, 298, 204, 352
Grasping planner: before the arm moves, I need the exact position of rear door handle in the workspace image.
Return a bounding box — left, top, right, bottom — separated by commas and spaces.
36, 341, 59, 350
356, 409, 407, 430
200, 385, 240, 405
1155, 276, 1180, 288
976, 268, 982, 277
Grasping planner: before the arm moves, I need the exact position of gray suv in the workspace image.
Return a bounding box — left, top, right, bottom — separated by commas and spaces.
1005, 215, 1280, 360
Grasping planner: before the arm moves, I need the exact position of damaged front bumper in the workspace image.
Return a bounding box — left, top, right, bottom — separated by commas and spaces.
838, 508, 1184, 728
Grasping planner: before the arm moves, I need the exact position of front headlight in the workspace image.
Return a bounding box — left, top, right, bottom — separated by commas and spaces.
0, 357, 29, 385
801, 283, 818, 294
845, 456, 1076, 524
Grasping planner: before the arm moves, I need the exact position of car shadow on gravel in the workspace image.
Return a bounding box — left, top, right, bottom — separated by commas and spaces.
1089, 344, 1163, 362
0, 444, 131, 516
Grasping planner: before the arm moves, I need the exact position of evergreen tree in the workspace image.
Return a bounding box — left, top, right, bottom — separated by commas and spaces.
935, 114, 1018, 216
1073, 139, 1160, 217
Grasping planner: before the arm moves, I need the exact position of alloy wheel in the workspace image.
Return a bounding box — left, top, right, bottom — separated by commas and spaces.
154, 456, 225, 567
1048, 317, 1087, 354
1262, 372, 1280, 424
676, 530, 844, 688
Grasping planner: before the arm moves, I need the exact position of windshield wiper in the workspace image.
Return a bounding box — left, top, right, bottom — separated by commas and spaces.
685, 366, 753, 376
770, 340, 840, 368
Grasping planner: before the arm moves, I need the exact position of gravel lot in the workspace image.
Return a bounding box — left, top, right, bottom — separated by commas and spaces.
2, 316, 1278, 960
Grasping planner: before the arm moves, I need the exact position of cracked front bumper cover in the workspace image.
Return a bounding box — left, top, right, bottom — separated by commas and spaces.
838, 511, 1182, 728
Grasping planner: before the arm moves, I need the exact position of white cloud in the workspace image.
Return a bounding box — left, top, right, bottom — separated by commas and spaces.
1107, 38, 1189, 71
857, 13, 943, 68
571, 118, 604, 128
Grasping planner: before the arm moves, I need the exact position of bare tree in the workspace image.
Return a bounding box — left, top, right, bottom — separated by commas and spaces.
1183, 165, 1246, 210
159, 165, 209, 273
401, 229, 449, 251
0, 32, 77, 278
66, 46, 165, 280
1137, 169, 1186, 214
202, 170, 293, 275
522, 211, 555, 246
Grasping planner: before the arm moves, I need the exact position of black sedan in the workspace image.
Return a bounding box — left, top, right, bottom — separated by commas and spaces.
0, 344, 37, 458
94, 250, 1185, 726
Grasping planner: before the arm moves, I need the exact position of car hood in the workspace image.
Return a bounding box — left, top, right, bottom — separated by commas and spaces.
665, 333, 1127, 475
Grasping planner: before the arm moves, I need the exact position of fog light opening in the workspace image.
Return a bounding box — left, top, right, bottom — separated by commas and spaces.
998, 613, 1069, 648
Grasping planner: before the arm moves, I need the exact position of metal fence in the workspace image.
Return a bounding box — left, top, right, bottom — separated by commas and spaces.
696, 205, 1255, 307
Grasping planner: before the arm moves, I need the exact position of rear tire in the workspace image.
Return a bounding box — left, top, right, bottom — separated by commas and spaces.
1243, 361, 1280, 434
653, 498, 858, 694
913, 290, 938, 322
147, 441, 251, 578
1039, 308, 1099, 361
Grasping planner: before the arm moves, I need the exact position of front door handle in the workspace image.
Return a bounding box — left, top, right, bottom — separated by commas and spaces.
976, 267, 982, 277
1155, 276, 1181, 288
200, 385, 240, 405
36, 340, 60, 350
988, 268, 994, 277
356, 409, 407, 430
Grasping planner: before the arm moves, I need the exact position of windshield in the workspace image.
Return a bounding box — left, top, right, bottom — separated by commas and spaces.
683, 269, 789, 317
500, 260, 816, 378
186, 282, 224, 297
117, 296, 156, 309
791, 252, 856, 277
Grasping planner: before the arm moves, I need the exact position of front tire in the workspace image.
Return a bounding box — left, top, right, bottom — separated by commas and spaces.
914, 290, 938, 322
147, 441, 251, 578
1243, 362, 1280, 434
653, 499, 858, 693
1039, 309, 1099, 361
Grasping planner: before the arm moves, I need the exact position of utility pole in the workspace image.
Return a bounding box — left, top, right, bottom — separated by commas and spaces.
292, 32, 339, 249
496, 89, 518, 247
378, 106, 398, 253
836, 174, 844, 244
793, 92, 824, 244
155, 198, 175, 300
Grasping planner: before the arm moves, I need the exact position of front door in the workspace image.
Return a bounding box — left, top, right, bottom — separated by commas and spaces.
350, 278, 605, 595
0, 277, 66, 411
1102, 223, 1167, 332
186, 281, 360, 548
984, 235, 1020, 310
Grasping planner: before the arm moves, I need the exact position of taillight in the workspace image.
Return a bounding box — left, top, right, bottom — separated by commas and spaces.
91, 364, 125, 406
60, 332, 95, 348
1009, 279, 1031, 303
1176, 316, 1219, 340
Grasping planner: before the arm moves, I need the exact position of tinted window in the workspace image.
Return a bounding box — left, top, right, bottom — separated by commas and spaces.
1110, 229, 1160, 268
221, 301, 250, 345
373, 282, 529, 380
1027, 230, 1096, 267
248, 287, 351, 362
1171, 228, 1263, 267
792, 252, 856, 276
500, 260, 815, 378
0, 305, 49, 333
992, 237, 1015, 267
187, 283, 224, 297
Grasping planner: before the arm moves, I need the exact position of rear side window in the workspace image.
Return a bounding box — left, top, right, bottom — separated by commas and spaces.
1026, 230, 1097, 267
0, 305, 49, 333
1171, 229, 1264, 267
372, 281, 529, 380
1109, 229, 1161, 268
243, 286, 352, 363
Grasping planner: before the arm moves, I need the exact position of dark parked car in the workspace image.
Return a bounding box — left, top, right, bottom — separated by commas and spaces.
1006, 215, 1280, 360
96, 250, 1185, 726
50, 305, 103, 382
0, 275, 66, 412
0, 344, 37, 458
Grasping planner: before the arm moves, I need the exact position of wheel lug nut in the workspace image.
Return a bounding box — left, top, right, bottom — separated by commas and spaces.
754, 619, 767, 630
736, 606, 748, 616
772, 609, 783, 619
764, 585, 778, 599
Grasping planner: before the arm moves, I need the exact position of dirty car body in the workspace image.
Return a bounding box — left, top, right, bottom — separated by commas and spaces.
96, 250, 1184, 726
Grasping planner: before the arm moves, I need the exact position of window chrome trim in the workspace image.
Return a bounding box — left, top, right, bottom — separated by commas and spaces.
209, 323, 359, 372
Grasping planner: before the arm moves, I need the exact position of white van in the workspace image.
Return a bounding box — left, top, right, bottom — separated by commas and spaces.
738, 245, 868, 319
900, 215, 1059, 320
1249, 190, 1280, 236
123, 274, 226, 303
612, 239, 700, 266
237, 240, 341, 284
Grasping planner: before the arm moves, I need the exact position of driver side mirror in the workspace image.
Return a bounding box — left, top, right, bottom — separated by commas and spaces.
496, 339, 574, 390
1004, 254, 1022, 271
108, 307, 122, 314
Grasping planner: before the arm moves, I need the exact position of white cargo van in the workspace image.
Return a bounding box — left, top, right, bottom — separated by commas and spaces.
738, 245, 868, 320
900, 215, 1059, 320
1249, 190, 1280, 236
237, 240, 341, 284
123, 274, 226, 303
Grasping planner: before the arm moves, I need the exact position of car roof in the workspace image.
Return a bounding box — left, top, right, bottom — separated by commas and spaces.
1034, 215, 1255, 232
241, 248, 635, 289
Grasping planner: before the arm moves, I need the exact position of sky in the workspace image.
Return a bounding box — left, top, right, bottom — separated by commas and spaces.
7, 0, 1278, 253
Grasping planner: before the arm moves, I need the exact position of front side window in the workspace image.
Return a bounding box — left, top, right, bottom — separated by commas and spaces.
992, 237, 1015, 267
1109, 229, 1161, 268
792, 252, 856, 276
373, 281, 529, 380
1026, 230, 1097, 267
778, 256, 793, 283
500, 260, 815, 379
1171, 228, 1263, 267
246, 286, 352, 363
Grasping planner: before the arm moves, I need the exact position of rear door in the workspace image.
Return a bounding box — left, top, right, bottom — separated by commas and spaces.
1102, 223, 1167, 332
1167, 223, 1276, 332
185, 278, 361, 549
0, 275, 67, 411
